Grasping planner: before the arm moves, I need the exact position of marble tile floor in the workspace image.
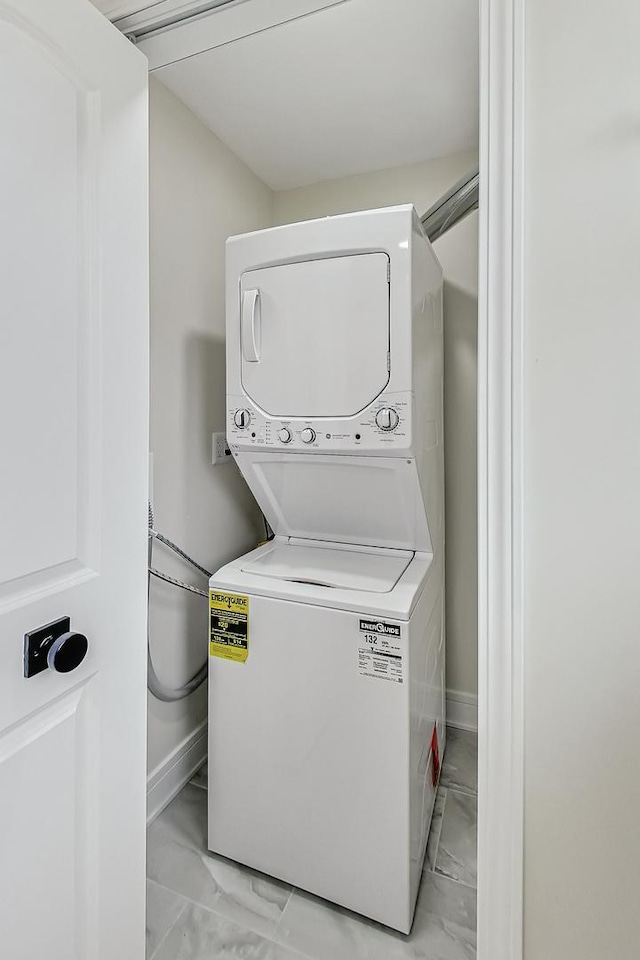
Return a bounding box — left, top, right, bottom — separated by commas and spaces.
147, 727, 477, 960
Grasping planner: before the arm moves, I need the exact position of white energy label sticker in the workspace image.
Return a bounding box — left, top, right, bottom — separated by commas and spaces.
357, 618, 404, 683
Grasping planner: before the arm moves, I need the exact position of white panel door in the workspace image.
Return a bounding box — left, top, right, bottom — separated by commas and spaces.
240, 254, 390, 417
0, 2, 148, 959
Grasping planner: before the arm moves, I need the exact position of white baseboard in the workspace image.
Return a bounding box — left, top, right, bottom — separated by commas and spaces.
147, 720, 208, 824
446, 688, 478, 732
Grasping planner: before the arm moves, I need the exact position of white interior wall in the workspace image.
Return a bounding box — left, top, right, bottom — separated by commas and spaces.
522, 3, 640, 957
147, 78, 273, 774
274, 152, 479, 703
147, 89, 478, 779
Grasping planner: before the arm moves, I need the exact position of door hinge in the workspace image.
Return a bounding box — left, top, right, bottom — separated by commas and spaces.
387, 262, 391, 282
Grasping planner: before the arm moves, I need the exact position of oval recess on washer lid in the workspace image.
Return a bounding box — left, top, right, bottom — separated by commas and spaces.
241, 543, 412, 594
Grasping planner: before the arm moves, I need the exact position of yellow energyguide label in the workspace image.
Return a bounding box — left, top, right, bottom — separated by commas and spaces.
209, 591, 249, 663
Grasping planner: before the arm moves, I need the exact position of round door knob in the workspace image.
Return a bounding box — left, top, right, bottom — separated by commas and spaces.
375, 407, 400, 431
234, 409, 250, 429
47, 632, 88, 674
278, 427, 292, 443
300, 428, 316, 444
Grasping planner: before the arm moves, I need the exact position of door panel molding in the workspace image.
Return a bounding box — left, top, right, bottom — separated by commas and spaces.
0, 680, 99, 958
0, 13, 102, 599
0, 562, 98, 616
477, 1, 525, 959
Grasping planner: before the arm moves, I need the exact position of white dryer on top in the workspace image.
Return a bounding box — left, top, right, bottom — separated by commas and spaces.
224, 204, 444, 555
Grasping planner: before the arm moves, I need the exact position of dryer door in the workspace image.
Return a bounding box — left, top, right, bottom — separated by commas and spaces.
240, 253, 390, 418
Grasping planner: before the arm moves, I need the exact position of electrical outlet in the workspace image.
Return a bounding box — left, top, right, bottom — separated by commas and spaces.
211, 432, 231, 465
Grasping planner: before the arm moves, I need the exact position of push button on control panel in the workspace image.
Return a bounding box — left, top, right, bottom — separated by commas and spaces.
301, 427, 316, 444
375, 407, 400, 431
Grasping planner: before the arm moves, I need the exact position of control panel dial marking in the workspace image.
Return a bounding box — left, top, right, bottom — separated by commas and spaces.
234, 408, 251, 428
375, 407, 400, 431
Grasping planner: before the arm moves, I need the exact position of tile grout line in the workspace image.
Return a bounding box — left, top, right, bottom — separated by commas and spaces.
148, 900, 189, 960
147, 861, 299, 953
445, 785, 478, 798
149, 889, 313, 960
258, 912, 317, 960
179, 776, 311, 955
146, 876, 191, 901
433, 862, 477, 889
189, 780, 207, 792
148, 802, 301, 945
427, 787, 447, 870
423, 867, 478, 893
430, 786, 478, 890
271, 883, 296, 938
439, 782, 477, 799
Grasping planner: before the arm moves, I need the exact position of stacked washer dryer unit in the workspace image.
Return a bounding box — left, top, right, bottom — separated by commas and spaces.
208, 205, 444, 934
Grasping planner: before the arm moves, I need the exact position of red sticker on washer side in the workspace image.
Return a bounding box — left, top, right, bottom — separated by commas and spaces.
430, 724, 440, 787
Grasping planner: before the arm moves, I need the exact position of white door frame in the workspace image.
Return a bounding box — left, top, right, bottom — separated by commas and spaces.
477, 1, 525, 958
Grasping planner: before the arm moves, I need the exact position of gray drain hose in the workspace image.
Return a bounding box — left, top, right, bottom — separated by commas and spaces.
147, 502, 209, 702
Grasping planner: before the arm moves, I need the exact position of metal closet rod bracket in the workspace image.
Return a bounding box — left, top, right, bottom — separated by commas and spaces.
421, 166, 479, 242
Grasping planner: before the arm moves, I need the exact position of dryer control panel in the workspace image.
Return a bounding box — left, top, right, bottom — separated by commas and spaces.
227, 392, 413, 455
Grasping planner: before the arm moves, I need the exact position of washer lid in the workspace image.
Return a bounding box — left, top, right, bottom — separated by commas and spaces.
234, 452, 432, 553
240, 541, 412, 594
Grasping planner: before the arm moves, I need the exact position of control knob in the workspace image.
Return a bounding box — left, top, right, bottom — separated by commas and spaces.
278, 427, 292, 443
233, 409, 250, 428
375, 407, 400, 431
300, 427, 316, 444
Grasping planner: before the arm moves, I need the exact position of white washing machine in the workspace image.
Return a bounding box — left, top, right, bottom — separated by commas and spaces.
208, 205, 444, 933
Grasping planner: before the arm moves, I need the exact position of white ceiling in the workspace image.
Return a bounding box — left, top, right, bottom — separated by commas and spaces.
151, 0, 478, 191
